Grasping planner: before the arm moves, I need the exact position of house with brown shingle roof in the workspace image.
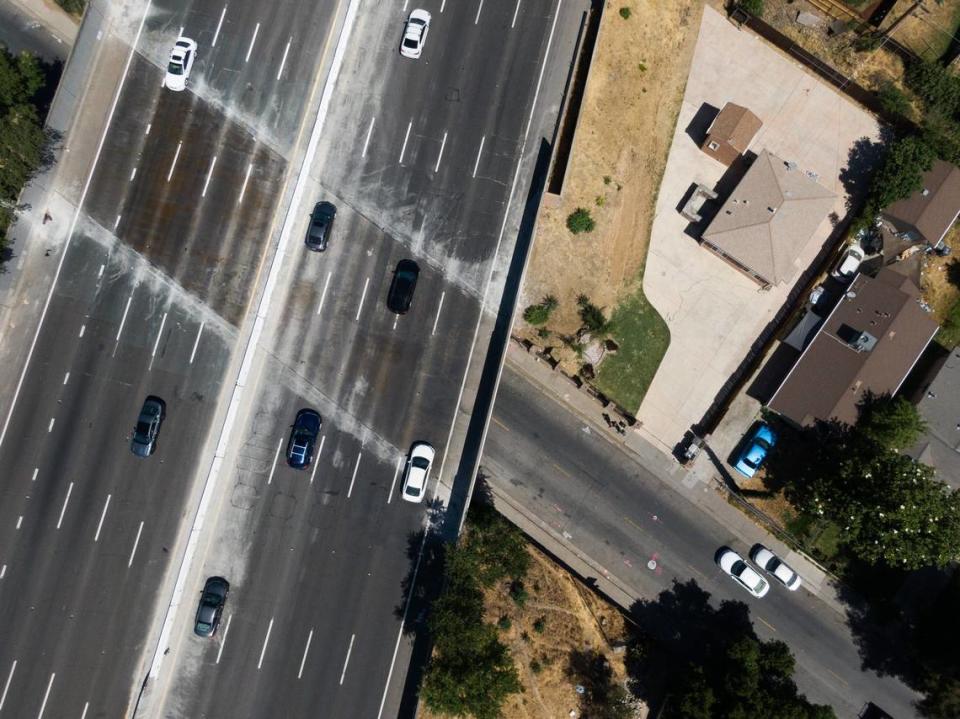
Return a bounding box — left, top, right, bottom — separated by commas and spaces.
700, 150, 836, 287
701, 103, 762, 166
768, 267, 939, 428
882, 160, 960, 248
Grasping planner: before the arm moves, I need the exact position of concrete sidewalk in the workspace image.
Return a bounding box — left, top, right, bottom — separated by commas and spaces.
503, 340, 845, 616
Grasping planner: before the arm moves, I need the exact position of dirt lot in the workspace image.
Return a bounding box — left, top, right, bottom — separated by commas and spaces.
517, 1, 705, 400
419, 544, 640, 719
881, 0, 960, 61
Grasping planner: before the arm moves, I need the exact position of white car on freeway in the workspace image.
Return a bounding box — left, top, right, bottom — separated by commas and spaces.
401, 442, 435, 503
400, 9, 431, 59
165, 37, 197, 91
716, 547, 770, 598
751, 545, 802, 591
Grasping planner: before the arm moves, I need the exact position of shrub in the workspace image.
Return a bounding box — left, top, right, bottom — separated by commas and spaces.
498, 615, 512, 631
533, 616, 546, 634
906, 60, 960, 118
510, 579, 529, 607
739, 0, 763, 17
854, 32, 883, 52
619, 7, 631, 19
530, 658, 543, 674
523, 295, 558, 326
577, 295, 611, 334
566, 207, 595, 234
877, 81, 912, 119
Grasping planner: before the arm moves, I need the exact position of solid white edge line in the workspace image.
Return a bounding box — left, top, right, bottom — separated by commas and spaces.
431, 291, 445, 336
347, 451, 361, 498
0, 660, 14, 712
166, 141, 183, 182
212, 5, 227, 47
36, 672, 54, 719
315, 271, 332, 315
128, 520, 145, 567
215, 614, 232, 664
237, 162, 253, 205
433, 131, 447, 173
297, 629, 314, 679
189, 322, 204, 364
398, 121, 412, 164
93, 493, 111, 542
277, 37, 292, 80
201, 155, 218, 198
245, 22, 260, 63
387, 454, 403, 504
472, 135, 485, 178
376, 530, 428, 718
266, 436, 283, 485
147, 0, 361, 680
56, 482, 74, 529
433, 0, 563, 491
361, 117, 375, 158
511, 0, 522, 28
256, 618, 274, 669
354, 277, 369, 322
339, 633, 355, 685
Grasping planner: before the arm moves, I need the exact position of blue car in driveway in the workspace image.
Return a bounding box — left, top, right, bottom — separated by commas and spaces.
732, 423, 777, 478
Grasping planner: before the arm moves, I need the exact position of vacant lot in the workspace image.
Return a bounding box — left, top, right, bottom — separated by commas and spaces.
517, 1, 705, 409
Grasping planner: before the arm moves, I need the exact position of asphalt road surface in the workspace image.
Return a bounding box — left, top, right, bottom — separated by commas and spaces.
482, 364, 920, 719
150, 0, 587, 717
0, 0, 342, 716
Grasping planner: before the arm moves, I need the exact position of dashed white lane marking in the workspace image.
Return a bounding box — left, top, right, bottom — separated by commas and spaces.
56, 482, 73, 529
32, 468, 38, 481
347, 452, 361, 498
80, 702, 89, 719
398, 121, 412, 164
257, 617, 274, 669
63, 371, 69, 385
36, 672, 55, 719
114, 214, 121, 230
78, 324, 85, 338
189, 322, 204, 364
402, 0, 408, 10
178, 26, 184, 37
266, 436, 284, 485
166, 141, 183, 182
440, 0, 446, 10
355, 277, 370, 322
474, 0, 484, 24
361, 117, 375, 158
212, 6, 227, 46
315, 271, 332, 315
472, 135, 485, 177
387, 454, 403, 504
149, 312, 168, 370
97, 264, 104, 279
0, 660, 16, 712
339, 633, 355, 685
245, 22, 260, 63
277, 37, 292, 80
216, 613, 232, 664
114, 293, 134, 355
47, 417, 55, 433
93, 494, 111, 542
237, 162, 253, 205
434, 131, 447, 172
145, 122, 151, 135
511, 0, 522, 27
129, 166, 137, 181
15, 516, 22, 530
201, 155, 218, 197
0, 565, 5, 579
432, 291, 445, 336
128, 520, 144, 567
308, 436, 324, 485
392, 314, 398, 332
297, 629, 314, 679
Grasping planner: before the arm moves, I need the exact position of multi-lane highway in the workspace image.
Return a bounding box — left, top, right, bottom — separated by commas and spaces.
483, 362, 920, 719
0, 0, 346, 715
150, 0, 585, 717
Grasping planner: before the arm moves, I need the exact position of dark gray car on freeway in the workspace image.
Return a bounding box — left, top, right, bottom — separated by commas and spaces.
130, 396, 165, 457
194, 576, 230, 637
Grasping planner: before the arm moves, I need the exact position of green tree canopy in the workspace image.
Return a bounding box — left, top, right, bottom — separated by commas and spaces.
867, 135, 936, 213
856, 394, 927, 451
568, 649, 634, 719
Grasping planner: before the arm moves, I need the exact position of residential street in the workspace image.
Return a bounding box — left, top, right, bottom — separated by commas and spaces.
482, 358, 919, 719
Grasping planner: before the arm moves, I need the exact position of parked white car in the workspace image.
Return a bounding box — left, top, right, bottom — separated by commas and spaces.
716, 548, 769, 598
831, 244, 865, 282
401, 442, 435, 503
164, 37, 197, 91
400, 9, 431, 59
750, 545, 802, 591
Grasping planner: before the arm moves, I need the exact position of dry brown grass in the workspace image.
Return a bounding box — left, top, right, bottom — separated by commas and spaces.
881, 0, 960, 61
921, 225, 960, 325
419, 544, 641, 719
519, 0, 704, 373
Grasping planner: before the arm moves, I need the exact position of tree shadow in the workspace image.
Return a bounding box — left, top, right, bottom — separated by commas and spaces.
946, 258, 960, 290
839, 135, 888, 212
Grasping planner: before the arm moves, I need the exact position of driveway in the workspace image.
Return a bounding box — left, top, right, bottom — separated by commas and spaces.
637, 6, 882, 450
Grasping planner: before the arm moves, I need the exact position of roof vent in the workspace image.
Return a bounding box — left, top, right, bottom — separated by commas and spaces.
786, 161, 798, 171
922, 188, 930, 196
767, 206, 777, 213
850, 330, 878, 353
